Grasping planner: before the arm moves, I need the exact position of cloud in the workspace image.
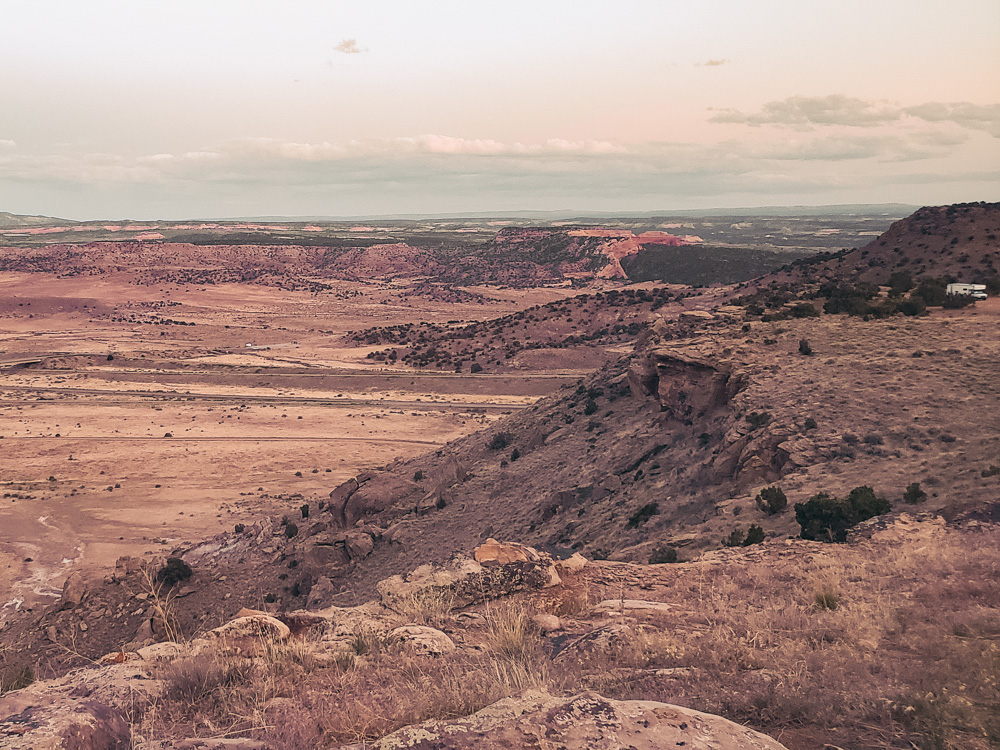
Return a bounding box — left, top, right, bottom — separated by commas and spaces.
711, 95, 900, 128
698, 59, 730, 67
903, 102, 1000, 138
3, 128, 993, 220
0, 140, 15, 149
712, 95, 1000, 137
333, 39, 362, 54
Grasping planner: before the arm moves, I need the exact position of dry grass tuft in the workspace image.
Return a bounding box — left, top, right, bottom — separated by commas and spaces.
389, 587, 457, 629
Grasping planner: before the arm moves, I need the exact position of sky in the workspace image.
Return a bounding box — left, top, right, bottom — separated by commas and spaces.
1, 0, 998, 220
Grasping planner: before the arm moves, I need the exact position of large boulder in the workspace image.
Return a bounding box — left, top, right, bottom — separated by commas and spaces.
336, 691, 788, 749
378, 540, 561, 610
389, 625, 456, 656
58, 572, 86, 610
208, 614, 290, 644
344, 475, 422, 526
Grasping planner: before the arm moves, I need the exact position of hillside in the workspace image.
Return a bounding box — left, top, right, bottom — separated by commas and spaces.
0, 211, 74, 229
780, 201, 999, 286
1, 203, 998, 750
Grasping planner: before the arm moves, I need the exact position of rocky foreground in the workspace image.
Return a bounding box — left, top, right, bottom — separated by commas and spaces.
4, 521, 998, 749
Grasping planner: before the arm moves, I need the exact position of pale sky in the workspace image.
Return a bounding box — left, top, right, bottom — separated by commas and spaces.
1, 0, 998, 219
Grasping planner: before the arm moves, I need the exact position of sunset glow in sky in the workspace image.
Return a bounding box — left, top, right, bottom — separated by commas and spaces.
2, 0, 998, 219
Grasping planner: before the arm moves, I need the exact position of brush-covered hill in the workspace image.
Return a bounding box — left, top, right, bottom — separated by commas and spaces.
780, 201, 999, 286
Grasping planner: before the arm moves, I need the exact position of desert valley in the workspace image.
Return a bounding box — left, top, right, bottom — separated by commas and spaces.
0, 202, 997, 749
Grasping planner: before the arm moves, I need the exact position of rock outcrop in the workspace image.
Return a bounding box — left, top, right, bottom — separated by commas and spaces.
336, 690, 788, 749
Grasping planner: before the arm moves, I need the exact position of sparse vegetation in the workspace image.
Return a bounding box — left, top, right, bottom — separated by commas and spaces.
488, 431, 514, 451
156, 557, 193, 587
648, 545, 678, 564
626, 502, 659, 529
794, 486, 891, 542
755, 486, 787, 515
903, 482, 927, 504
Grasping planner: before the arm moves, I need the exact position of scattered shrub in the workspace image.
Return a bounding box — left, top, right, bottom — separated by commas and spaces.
413, 470, 424, 482
746, 412, 771, 430
723, 528, 746, 547
898, 296, 926, 316
794, 486, 890, 542
488, 432, 513, 450
942, 293, 976, 309
798, 338, 813, 356
583, 398, 598, 415
284, 522, 299, 539
804, 417, 818, 430
234, 523, 245, 534
755, 486, 787, 515
903, 482, 927, 504
723, 524, 765, 548
649, 546, 678, 564
510, 448, 520, 462
627, 502, 659, 529
300, 504, 309, 519
814, 585, 840, 611
0, 665, 34, 695
744, 524, 765, 545
157, 557, 193, 587
912, 278, 947, 306
470, 362, 483, 373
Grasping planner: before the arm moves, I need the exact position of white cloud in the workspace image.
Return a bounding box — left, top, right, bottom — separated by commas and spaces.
0, 140, 15, 149
712, 95, 1000, 138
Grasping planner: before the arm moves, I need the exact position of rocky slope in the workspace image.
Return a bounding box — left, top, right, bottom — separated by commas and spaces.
779, 201, 999, 286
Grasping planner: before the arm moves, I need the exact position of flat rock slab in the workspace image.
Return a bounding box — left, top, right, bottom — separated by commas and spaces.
595, 598, 674, 613
337, 690, 788, 749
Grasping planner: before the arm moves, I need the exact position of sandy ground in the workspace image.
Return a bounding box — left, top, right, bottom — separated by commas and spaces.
0, 271, 573, 621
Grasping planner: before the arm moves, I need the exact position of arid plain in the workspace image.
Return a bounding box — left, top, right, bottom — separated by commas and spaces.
0, 267, 598, 618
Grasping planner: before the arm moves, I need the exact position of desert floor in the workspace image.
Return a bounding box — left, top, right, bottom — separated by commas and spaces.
0, 272, 585, 620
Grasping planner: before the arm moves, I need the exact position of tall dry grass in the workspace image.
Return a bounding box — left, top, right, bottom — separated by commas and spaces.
132, 526, 999, 750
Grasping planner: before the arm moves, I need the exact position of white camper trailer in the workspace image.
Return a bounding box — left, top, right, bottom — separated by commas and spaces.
946, 283, 988, 300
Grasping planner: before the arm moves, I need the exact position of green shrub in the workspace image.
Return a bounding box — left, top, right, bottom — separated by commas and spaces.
157, 557, 193, 587
789, 302, 819, 318
649, 545, 678, 564
942, 293, 975, 309
722, 528, 746, 547
913, 278, 948, 306
794, 486, 890, 542
488, 432, 514, 450
888, 271, 913, 296
898, 296, 927, 316
744, 524, 765, 545
627, 502, 659, 529
903, 482, 927, 504
755, 486, 787, 515
723, 524, 765, 547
